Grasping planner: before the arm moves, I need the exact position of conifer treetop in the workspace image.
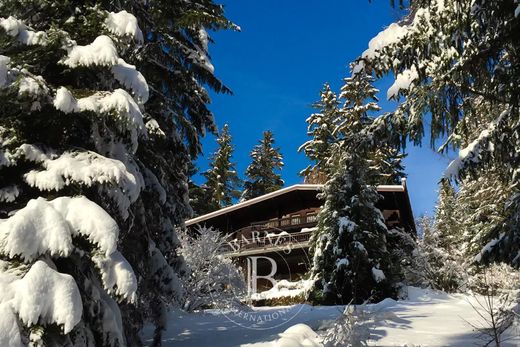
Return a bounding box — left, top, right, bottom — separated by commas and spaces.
242, 130, 284, 200
202, 123, 242, 211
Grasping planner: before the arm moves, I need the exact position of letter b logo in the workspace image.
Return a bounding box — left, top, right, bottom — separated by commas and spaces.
246, 256, 277, 295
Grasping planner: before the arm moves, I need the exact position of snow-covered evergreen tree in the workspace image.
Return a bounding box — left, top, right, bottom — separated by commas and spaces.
201, 124, 241, 212
0, 1, 234, 345
300, 73, 405, 186
338, 73, 406, 186
355, 0, 520, 266
368, 144, 406, 185
299, 83, 341, 180
178, 226, 246, 312
427, 172, 512, 280
241, 130, 284, 200
323, 304, 371, 347
307, 73, 405, 304
188, 161, 213, 217
405, 216, 465, 292
335, 73, 380, 136
456, 170, 512, 265
309, 153, 393, 304
434, 180, 462, 250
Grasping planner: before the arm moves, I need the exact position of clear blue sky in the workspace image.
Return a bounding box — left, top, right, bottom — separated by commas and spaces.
195, 0, 454, 217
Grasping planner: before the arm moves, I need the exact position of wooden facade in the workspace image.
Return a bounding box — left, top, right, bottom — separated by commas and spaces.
186, 181, 416, 284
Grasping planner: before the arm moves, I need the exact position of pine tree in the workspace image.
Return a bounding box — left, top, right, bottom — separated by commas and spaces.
406, 216, 465, 292
202, 124, 241, 212
337, 72, 405, 185
309, 153, 393, 304
456, 169, 512, 265
300, 74, 405, 186
241, 130, 284, 200
449, 97, 514, 265
434, 180, 462, 251
430, 181, 468, 291
368, 144, 406, 185
336, 73, 380, 136
299, 83, 341, 180
188, 161, 213, 217
356, 0, 520, 266
307, 72, 404, 305
0, 1, 233, 345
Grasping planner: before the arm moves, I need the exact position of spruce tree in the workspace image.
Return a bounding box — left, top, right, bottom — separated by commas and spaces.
0, 1, 233, 345
434, 180, 461, 250
337, 72, 405, 185
300, 74, 405, 186
449, 97, 514, 265
309, 153, 392, 304
456, 169, 512, 264
335, 73, 380, 136
407, 216, 465, 292
299, 83, 341, 180
202, 123, 241, 212
308, 72, 404, 304
241, 130, 284, 200
357, 0, 520, 266
187, 161, 213, 217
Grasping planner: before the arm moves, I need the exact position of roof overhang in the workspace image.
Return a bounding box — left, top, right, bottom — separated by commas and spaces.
186, 181, 410, 227
186, 184, 322, 226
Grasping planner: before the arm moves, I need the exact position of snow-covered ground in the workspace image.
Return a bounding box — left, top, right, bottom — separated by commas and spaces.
142, 287, 520, 347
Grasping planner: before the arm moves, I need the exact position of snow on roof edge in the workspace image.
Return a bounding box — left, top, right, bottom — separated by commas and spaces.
186, 181, 407, 226
186, 184, 321, 226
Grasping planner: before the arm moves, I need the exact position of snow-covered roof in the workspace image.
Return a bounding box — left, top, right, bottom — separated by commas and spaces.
186, 184, 321, 226
186, 181, 408, 226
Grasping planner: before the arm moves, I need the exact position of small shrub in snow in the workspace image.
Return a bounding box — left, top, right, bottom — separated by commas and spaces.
322, 299, 403, 347
250, 279, 314, 306
323, 303, 372, 347
251, 279, 314, 301
468, 262, 520, 294
255, 293, 307, 307
178, 226, 246, 311
466, 266, 520, 347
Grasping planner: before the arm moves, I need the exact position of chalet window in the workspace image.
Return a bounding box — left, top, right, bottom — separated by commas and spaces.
383, 209, 401, 227
291, 214, 300, 225
280, 215, 291, 226
306, 213, 317, 223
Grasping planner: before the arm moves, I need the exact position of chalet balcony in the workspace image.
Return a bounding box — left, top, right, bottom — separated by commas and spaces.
247, 210, 317, 233
217, 207, 407, 257
220, 209, 318, 257
221, 229, 313, 257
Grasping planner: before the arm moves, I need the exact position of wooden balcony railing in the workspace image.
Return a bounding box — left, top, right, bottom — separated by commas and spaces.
220, 230, 313, 256
240, 211, 318, 234
217, 209, 318, 256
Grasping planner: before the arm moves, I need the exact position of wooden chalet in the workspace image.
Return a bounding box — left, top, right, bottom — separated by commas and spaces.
186, 180, 415, 285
